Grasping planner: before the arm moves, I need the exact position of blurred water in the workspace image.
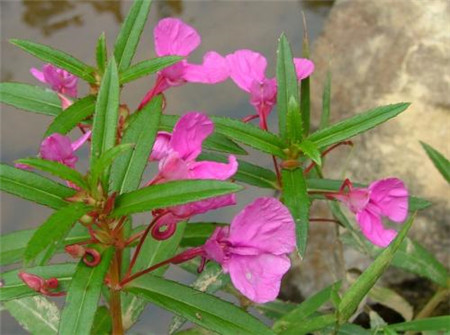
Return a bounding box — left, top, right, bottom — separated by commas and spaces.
0, 1, 332, 333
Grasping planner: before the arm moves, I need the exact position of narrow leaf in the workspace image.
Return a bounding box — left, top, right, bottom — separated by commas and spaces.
0, 263, 75, 301
338, 215, 415, 323
59, 248, 114, 335
180, 222, 224, 247
255, 300, 297, 320
4, 296, 60, 335
125, 275, 274, 335
386, 316, 450, 332
277, 34, 302, 141
45, 95, 96, 136
420, 141, 450, 183
91, 306, 112, 335
282, 168, 310, 257
120, 56, 183, 84
277, 314, 336, 335
16, 158, 88, 189
0, 164, 75, 209
112, 180, 242, 217
298, 140, 321, 166
111, 96, 162, 193
24, 203, 91, 264
96, 33, 107, 74
308, 103, 410, 149
90, 58, 120, 165
10, 39, 96, 82
0, 82, 61, 116
114, 0, 152, 72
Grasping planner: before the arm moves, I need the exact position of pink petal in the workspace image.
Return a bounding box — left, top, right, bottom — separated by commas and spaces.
203, 226, 230, 264
294, 58, 315, 81
40, 133, 74, 163
226, 50, 268, 92
57, 93, 73, 110
157, 152, 191, 183
154, 18, 201, 57
186, 194, 236, 216
228, 197, 296, 255
30, 68, 46, 83
189, 155, 238, 180
182, 51, 229, 84
369, 178, 409, 223
170, 112, 214, 161
356, 208, 397, 247
14, 162, 33, 170
226, 253, 291, 303
150, 132, 172, 161
71, 131, 91, 151
347, 188, 370, 213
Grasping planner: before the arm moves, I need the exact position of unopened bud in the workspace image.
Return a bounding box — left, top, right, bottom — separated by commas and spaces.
65, 244, 86, 258
18, 272, 44, 292
79, 214, 94, 225
281, 159, 300, 170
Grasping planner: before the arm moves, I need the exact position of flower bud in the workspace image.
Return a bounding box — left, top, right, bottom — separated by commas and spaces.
18, 272, 44, 292
65, 244, 86, 258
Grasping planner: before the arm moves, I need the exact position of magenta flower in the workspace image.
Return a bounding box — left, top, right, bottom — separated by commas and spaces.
40, 132, 91, 169
138, 18, 229, 110
330, 178, 409, 247
31, 64, 78, 97
226, 49, 314, 129
203, 197, 296, 303
149, 112, 238, 233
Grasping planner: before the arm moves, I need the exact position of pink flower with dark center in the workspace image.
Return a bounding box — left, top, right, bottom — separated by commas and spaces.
40, 132, 91, 169
138, 18, 229, 109
203, 197, 296, 303
329, 178, 409, 247
226, 49, 314, 129
148, 112, 238, 235
31, 64, 78, 97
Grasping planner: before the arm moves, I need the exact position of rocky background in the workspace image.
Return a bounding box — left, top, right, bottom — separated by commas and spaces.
286, 0, 450, 318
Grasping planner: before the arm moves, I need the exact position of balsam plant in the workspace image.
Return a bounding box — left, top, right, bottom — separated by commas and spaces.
1, 1, 449, 334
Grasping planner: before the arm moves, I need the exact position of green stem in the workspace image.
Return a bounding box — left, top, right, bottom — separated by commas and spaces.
415, 287, 449, 320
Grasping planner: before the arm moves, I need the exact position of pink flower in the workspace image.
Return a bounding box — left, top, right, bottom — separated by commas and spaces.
138, 18, 229, 109
203, 197, 296, 303
226, 50, 314, 129
30, 64, 78, 97
330, 178, 409, 247
149, 112, 238, 233
40, 132, 91, 169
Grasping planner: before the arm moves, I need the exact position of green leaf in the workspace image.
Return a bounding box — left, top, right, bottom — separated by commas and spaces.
59, 248, 114, 335
0, 82, 62, 116
113, 0, 152, 72
282, 168, 310, 257
15, 158, 88, 189
119, 56, 183, 84
273, 282, 341, 333
298, 140, 321, 166
255, 300, 297, 320
308, 103, 410, 149
24, 202, 91, 264
276, 34, 302, 141
10, 39, 96, 82
45, 95, 96, 136
89, 144, 134, 192
180, 222, 224, 247
198, 153, 278, 189
160, 115, 247, 155
277, 314, 336, 335
420, 141, 450, 183
169, 262, 230, 334
90, 58, 120, 165
4, 296, 60, 335
91, 306, 112, 335
0, 164, 75, 209
368, 285, 413, 321
125, 275, 274, 335
112, 180, 242, 217
211, 117, 286, 158
0, 228, 35, 266
385, 316, 450, 332
320, 71, 331, 130
0, 263, 75, 301
111, 96, 162, 193
122, 222, 186, 330
96, 33, 107, 74
338, 215, 415, 323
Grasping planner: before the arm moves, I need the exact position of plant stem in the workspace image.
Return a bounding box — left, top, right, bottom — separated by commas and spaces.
415, 287, 449, 320
109, 248, 124, 335
304, 141, 353, 174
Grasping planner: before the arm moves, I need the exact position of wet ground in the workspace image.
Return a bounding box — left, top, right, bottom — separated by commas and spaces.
0, 1, 332, 333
